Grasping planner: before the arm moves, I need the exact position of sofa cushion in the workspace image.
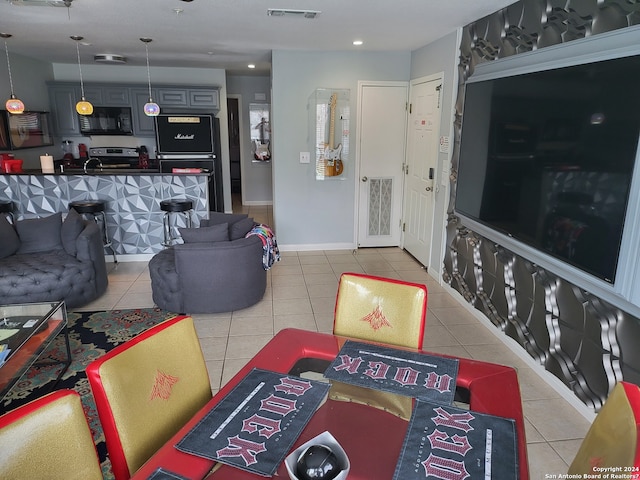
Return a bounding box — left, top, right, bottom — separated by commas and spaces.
0, 215, 20, 259
229, 217, 255, 241
179, 223, 229, 243
201, 212, 248, 227
16, 213, 63, 254
61, 209, 85, 256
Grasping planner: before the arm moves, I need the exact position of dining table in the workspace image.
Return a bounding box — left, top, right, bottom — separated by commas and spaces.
131, 328, 529, 480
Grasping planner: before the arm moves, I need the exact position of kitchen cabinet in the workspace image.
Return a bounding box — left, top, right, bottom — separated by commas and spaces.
158, 87, 219, 109
49, 84, 80, 136
47, 82, 220, 137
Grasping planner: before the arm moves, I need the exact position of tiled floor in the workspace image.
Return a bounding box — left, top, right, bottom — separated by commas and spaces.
76, 200, 592, 478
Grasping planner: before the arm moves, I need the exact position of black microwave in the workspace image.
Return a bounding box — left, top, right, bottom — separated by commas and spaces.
78, 107, 133, 135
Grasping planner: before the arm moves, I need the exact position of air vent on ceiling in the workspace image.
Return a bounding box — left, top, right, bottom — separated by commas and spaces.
267, 8, 320, 19
7, 0, 72, 6
94, 54, 127, 64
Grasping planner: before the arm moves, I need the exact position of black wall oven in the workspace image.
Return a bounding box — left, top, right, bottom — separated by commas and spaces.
156, 113, 223, 212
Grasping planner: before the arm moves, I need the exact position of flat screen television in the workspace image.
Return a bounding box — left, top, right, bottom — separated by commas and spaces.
455, 54, 640, 284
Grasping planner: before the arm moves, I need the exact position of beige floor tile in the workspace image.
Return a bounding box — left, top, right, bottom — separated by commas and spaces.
198, 336, 228, 361
73, 294, 122, 311
229, 315, 273, 336
272, 284, 310, 299
205, 360, 224, 390
225, 334, 273, 360
526, 442, 570, 478
221, 358, 251, 385
272, 274, 305, 286
524, 417, 545, 443
309, 297, 336, 315
464, 343, 529, 369
516, 367, 563, 402
191, 314, 231, 338
270, 264, 303, 276
423, 344, 471, 358
299, 255, 330, 265
306, 283, 337, 299
430, 305, 480, 325
331, 264, 365, 276
302, 263, 334, 275
523, 398, 591, 442
304, 273, 338, 285
549, 439, 582, 466
274, 314, 318, 333
231, 298, 273, 318
273, 298, 313, 315
314, 312, 335, 333
446, 323, 502, 346
427, 292, 463, 309
423, 325, 461, 347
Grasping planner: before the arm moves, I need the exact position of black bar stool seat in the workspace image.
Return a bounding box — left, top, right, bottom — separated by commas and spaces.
69, 200, 117, 263
160, 199, 193, 247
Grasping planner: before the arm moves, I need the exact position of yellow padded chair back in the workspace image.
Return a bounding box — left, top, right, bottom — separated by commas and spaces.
86, 315, 212, 480
333, 273, 428, 349
569, 381, 640, 474
0, 389, 103, 480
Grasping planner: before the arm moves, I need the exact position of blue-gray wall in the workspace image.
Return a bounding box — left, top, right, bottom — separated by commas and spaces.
271, 50, 411, 249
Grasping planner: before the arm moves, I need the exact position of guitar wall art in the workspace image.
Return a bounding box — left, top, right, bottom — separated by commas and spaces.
315, 89, 349, 180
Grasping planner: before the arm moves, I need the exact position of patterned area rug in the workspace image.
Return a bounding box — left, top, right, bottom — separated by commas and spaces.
0, 307, 178, 480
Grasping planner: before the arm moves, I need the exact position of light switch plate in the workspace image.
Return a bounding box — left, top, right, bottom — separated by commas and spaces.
300, 152, 310, 163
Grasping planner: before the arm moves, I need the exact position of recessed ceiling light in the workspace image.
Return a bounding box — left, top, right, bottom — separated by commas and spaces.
353, 40, 363, 46
248, 64, 256, 69
267, 8, 320, 19
94, 54, 126, 64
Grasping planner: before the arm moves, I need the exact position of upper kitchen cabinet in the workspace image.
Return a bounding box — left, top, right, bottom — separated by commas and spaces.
131, 87, 157, 136
157, 87, 219, 109
48, 84, 80, 136
47, 82, 220, 137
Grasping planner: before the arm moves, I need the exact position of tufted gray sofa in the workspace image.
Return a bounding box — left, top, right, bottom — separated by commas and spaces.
149, 212, 267, 314
0, 211, 108, 309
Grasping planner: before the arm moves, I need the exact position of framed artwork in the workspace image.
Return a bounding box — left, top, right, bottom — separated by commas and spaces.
249, 103, 271, 162
1, 111, 54, 150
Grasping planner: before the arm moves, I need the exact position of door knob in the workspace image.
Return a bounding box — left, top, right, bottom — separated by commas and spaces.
425, 186, 432, 191
361, 176, 368, 182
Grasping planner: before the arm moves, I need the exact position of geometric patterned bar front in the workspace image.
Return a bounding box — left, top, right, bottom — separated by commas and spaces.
445, 0, 640, 411
0, 173, 209, 255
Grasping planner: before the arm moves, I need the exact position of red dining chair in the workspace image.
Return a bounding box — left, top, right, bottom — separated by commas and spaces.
331, 273, 428, 419
86, 315, 212, 480
568, 381, 640, 474
0, 389, 103, 480
333, 272, 428, 349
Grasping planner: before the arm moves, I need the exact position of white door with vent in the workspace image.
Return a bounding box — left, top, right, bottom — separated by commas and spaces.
356, 82, 409, 248
402, 75, 442, 266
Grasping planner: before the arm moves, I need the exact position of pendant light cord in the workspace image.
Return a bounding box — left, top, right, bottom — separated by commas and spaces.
144, 42, 153, 101
3, 40, 15, 96
75, 40, 86, 99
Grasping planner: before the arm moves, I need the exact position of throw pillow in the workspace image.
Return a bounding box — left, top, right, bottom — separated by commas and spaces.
16, 212, 64, 254
0, 214, 20, 259
201, 212, 248, 228
61, 208, 85, 256
179, 223, 229, 243
229, 217, 255, 240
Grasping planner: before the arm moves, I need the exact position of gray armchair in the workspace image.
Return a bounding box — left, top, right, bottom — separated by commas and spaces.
149, 213, 267, 314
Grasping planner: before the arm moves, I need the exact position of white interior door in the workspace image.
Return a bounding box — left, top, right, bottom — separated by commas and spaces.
357, 82, 408, 248
402, 76, 442, 266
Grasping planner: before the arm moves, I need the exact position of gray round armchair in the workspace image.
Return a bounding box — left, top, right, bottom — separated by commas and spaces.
149, 213, 267, 314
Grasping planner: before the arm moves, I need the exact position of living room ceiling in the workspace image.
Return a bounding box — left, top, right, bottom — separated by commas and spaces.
0, 0, 516, 75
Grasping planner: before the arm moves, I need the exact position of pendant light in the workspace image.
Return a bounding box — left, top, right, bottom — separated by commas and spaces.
140, 37, 159, 116
1, 33, 25, 115
71, 35, 93, 116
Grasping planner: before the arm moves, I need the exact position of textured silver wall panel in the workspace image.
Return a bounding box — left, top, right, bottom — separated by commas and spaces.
446, 0, 640, 411
0, 174, 209, 255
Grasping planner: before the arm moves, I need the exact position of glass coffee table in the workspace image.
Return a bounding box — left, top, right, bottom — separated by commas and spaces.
0, 301, 71, 401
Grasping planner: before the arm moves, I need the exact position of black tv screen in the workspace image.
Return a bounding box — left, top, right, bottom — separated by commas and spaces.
455, 54, 640, 283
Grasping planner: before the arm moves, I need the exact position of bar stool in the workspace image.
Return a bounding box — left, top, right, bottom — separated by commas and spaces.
0, 200, 14, 224
160, 199, 193, 247
69, 200, 117, 263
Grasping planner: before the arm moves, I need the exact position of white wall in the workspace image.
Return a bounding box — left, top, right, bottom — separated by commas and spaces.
0, 53, 55, 168
271, 50, 411, 249
410, 31, 461, 279
226, 74, 272, 205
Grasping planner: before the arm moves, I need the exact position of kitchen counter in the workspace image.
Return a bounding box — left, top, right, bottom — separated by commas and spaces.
0, 171, 211, 255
